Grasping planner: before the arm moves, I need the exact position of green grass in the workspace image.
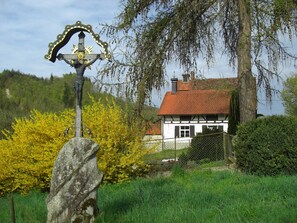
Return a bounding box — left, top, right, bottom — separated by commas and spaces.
97, 169, 297, 223
0, 191, 47, 223
195, 160, 226, 169
1, 168, 297, 223
144, 148, 189, 161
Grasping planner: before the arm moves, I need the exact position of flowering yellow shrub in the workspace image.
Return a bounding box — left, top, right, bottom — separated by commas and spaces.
0, 110, 73, 195
83, 100, 151, 183
0, 99, 152, 195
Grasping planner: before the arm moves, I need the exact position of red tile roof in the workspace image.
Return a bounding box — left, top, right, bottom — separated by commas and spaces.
158, 89, 232, 116
145, 121, 161, 135
158, 77, 238, 116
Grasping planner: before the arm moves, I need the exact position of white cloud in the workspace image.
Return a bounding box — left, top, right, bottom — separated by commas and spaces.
0, 0, 119, 77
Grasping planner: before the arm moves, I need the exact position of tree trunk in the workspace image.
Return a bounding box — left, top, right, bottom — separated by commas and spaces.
238, 0, 257, 123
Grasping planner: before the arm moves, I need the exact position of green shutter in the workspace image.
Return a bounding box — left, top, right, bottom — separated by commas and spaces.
190, 125, 195, 137
175, 126, 179, 138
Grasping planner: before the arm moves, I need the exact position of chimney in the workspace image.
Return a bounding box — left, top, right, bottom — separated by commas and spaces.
182, 73, 190, 82
171, 78, 178, 94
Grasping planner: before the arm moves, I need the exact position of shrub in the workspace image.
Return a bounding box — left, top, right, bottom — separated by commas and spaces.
83, 99, 151, 184
0, 99, 151, 195
178, 152, 189, 167
188, 128, 224, 162
235, 115, 297, 175
178, 129, 224, 166
0, 110, 73, 195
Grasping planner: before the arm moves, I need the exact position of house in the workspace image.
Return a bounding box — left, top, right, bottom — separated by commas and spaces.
143, 121, 162, 151
158, 73, 238, 148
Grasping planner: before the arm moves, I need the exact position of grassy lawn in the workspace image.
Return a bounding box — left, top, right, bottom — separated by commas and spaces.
144, 148, 189, 161
1, 166, 297, 223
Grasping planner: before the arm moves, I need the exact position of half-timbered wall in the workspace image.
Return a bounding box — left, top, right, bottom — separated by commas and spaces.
161, 114, 228, 140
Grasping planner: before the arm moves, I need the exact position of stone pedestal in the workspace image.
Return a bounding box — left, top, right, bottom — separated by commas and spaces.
47, 137, 103, 223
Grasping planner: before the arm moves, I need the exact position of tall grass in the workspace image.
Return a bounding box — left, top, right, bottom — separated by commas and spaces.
0, 191, 47, 223
1, 168, 297, 223
97, 169, 297, 223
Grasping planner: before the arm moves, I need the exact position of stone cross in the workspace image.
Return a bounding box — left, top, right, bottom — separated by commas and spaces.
45, 21, 109, 222
57, 31, 104, 137
45, 20, 110, 137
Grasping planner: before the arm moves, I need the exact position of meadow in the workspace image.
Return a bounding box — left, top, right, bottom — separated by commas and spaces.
1, 165, 297, 223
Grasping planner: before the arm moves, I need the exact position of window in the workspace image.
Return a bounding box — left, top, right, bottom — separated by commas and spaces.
175, 126, 195, 138
180, 126, 190, 137
202, 125, 223, 133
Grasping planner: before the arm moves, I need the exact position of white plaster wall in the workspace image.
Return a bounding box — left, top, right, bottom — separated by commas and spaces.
143, 135, 163, 151
162, 122, 228, 139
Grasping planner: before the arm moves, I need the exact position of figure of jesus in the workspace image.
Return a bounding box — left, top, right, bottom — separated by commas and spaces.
57, 53, 100, 107
55, 31, 103, 137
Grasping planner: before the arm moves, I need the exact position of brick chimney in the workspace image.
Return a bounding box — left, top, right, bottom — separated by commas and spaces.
171, 78, 178, 94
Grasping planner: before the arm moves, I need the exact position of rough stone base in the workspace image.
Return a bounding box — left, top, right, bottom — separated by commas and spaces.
47, 137, 103, 223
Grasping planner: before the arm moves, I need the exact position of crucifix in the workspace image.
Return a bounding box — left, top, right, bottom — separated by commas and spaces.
45, 21, 109, 223
45, 21, 111, 137
57, 31, 104, 137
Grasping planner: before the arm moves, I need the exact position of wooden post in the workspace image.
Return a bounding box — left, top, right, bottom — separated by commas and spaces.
10, 193, 16, 223
174, 136, 177, 161
223, 132, 227, 164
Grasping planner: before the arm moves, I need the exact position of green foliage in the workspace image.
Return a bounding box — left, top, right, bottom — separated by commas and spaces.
178, 129, 224, 166
62, 82, 75, 108
0, 70, 108, 139
101, 0, 296, 117
281, 73, 297, 116
178, 152, 189, 167
235, 115, 297, 175
186, 128, 224, 163
0, 99, 152, 195
171, 164, 185, 178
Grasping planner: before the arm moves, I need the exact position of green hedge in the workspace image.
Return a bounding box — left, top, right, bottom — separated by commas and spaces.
235, 115, 297, 175
178, 128, 224, 166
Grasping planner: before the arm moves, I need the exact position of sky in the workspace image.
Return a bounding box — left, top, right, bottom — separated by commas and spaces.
0, 0, 296, 115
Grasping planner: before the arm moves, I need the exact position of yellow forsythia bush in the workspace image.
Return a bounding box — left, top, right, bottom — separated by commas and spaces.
83, 100, 152, 183
0, 110, 73, 195
0, 99, 152, 195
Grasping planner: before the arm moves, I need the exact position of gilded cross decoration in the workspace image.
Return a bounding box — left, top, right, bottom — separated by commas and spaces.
45, 21, 111, 137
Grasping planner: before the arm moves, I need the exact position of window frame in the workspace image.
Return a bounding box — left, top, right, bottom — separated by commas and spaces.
180, 126, 190, 137
175, 125, 195, 138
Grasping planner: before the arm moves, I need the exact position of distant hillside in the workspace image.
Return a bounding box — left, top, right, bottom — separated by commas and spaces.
0, 70, 160, 139
0, 69, 115, 138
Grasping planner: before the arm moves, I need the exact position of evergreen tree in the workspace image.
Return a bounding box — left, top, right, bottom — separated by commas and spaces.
62, 82, 75, 108
0, 70, 114, 138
